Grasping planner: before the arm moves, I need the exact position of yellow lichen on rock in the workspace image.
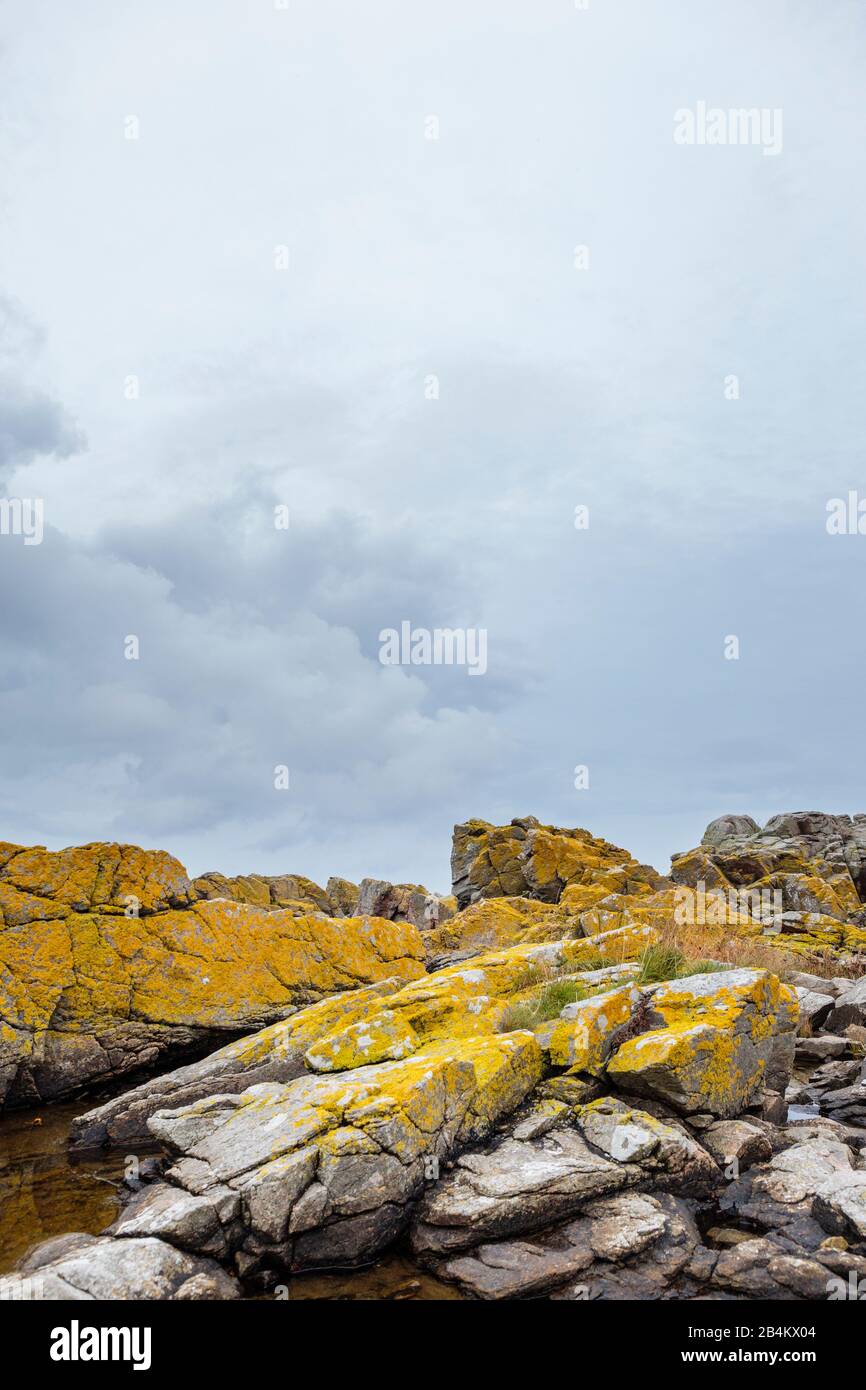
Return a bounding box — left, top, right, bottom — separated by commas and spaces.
543, 985, 640, 1073
0, 842, 427, 1107
423, 896, 575, 958
606, 968, 798, 1117
450, 817, 651, 908
305, 1010, 420, 1072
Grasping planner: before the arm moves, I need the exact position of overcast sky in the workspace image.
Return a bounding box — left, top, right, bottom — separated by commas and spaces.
1, 0, 864, 891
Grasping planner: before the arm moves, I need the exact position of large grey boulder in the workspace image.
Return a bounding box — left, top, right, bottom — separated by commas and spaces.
410, 1129, 638, 1258
710, 1235, 866, 1300
0, 1232, 239, 1301
719, 1135, 861, 1247
827, 978, 866, 1031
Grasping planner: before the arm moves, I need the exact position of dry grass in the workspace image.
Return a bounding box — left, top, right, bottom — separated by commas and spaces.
646, 916, 864, 983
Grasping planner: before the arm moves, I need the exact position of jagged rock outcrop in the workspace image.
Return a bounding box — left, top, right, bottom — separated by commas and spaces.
450, 816, 665, 909
5, 812, 866, 1301
56, 931, 799, 1293
192, 870, 334, 916
356, 878, 456, 931
671, 812, 866, 960
0, 841, 425, 1108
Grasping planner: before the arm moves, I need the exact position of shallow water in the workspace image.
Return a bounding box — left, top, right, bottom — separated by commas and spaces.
0, 1101, 462, 1297
276, 1254, 463, 1300
787, 1102, 821, 1120
0, 1100, 128, 1276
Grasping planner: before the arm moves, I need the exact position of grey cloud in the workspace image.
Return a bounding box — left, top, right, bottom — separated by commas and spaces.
1, 1, 865, 887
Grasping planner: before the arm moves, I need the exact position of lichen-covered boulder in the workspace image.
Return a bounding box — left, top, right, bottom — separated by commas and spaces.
423, 896, 575, 960
142, 1032, 543, 1273
450, 817, 659, 909
192, 870, 334, 916
0, 840, 426, 1108
69, 978, 408, 1149
71, 936, 588, 1148
304, 1009, 420, 1072
670, 812, 866, 967
326, 876, 360, 916
606, 969, 798, 1117
542, 986, 641, 1073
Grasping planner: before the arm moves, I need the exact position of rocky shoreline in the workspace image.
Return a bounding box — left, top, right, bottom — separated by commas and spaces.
1, 812, 864, 1300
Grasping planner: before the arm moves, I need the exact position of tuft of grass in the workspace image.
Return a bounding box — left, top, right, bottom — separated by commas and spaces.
571, 948, 617, 972
635, 942, 734, 986
678, 957, 730, 976
635, 943, 685, 984
497, 978, 589, 1032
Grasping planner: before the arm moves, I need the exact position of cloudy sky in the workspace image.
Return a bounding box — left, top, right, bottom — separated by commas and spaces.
1, 0, 864, 891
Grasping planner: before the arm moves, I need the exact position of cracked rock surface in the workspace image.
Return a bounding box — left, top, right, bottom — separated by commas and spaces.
3, 814, 866, 1299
